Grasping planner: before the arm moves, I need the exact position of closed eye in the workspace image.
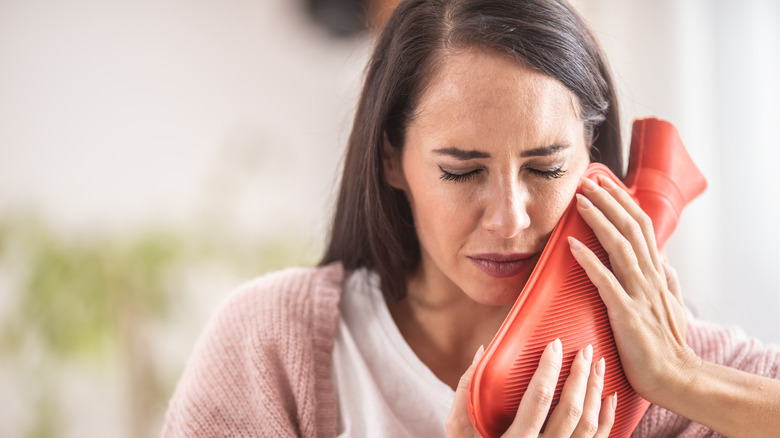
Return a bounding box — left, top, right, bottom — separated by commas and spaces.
527, 166, 567, 180
439, 167, 482, 182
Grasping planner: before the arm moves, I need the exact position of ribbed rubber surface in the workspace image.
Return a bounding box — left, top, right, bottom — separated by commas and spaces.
501, 231, 645, 437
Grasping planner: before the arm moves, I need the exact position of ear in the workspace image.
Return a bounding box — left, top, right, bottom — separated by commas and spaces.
382, 133, 407, 190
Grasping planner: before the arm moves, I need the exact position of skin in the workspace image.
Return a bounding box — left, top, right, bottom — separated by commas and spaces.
383, 47, 614, 436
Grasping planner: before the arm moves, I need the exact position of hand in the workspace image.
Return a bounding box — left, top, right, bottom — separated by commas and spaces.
447, 340, 616, 437
568, 176, 702, 401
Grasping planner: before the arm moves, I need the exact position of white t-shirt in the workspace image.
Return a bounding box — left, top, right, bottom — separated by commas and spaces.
331, 268, 455, 437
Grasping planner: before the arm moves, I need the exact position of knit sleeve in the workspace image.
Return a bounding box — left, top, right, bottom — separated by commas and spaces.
632, 318, 780, 438
161, 264, 342, 438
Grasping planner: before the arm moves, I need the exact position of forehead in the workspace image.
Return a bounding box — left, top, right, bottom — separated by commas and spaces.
412, 47, 582, 142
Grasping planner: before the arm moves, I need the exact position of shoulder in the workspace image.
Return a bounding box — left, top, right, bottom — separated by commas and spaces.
177, 262, 346, 372
218, 263, 344, 321
162, 262, 345, 437
207, 262, 345, 350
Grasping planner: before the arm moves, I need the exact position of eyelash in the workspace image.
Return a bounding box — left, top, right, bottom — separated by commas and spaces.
529, 166, 567, 180
438, 166, 567, 182
439, 168, 482, 182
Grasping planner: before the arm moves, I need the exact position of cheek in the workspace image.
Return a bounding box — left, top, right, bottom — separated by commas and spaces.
406, 178, 478, 244
547, 185, 576, 220
530, 167, 588, 233
401, 164, 480, 256
528, 187, 568, 234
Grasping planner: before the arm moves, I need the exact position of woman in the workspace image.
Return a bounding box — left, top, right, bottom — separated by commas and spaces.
163, 0, 780, 436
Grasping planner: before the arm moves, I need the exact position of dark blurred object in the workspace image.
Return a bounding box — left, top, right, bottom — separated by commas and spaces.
305, 0, 402, 36
369, 0, 401, 29
305, 0, 369, 37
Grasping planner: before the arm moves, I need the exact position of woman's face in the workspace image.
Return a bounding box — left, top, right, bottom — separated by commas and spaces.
384, 48, 591, 306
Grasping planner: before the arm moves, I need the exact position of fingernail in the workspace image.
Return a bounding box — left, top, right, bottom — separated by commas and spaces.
581, 177, 598, 191
550, 338, 561, 353
581, 344, 593, 363
595, 357, 605, 377
472, 345, 485, 366
599, 175, 616, 188
568, 236, 583, 250
576, 193, 593, 209
612, 392, 618, 411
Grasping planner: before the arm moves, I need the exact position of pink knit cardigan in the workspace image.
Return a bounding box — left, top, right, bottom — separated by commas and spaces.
162, 262, 780, 437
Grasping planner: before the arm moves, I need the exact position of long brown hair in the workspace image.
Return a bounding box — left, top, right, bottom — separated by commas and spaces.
320, 0, 621, 300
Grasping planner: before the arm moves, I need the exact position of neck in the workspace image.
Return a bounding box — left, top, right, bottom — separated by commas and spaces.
385, 264, 512, 390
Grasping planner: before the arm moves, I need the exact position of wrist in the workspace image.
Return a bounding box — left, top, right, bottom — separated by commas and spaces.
641, 350, 780, 438
643, 346, 703, 409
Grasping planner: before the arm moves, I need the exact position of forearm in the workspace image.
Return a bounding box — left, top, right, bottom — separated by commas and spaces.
653, 358, 780, 438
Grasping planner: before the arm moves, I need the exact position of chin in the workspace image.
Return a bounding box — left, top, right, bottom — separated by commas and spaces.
466, 277, 527, 306
460, 263, 533, 305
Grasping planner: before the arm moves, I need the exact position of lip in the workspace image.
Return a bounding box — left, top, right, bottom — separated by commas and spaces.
468, 253, 538, 278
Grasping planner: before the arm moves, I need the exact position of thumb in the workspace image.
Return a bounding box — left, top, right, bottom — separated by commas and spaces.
446, 345, 484, 437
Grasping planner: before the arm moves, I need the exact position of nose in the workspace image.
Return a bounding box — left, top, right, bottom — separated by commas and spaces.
481, 179, 531, 239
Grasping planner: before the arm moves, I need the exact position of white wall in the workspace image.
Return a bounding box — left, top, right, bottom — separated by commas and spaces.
0, 0, 371, 244
574, 0, 780, 344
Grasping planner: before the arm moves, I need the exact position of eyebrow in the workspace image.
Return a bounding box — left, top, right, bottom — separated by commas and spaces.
432, 147, 491, 160
432, 143, 569, 160
520, 143, 569, 157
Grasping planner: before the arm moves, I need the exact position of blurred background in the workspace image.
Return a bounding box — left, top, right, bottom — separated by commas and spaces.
0, 0, 777, 436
